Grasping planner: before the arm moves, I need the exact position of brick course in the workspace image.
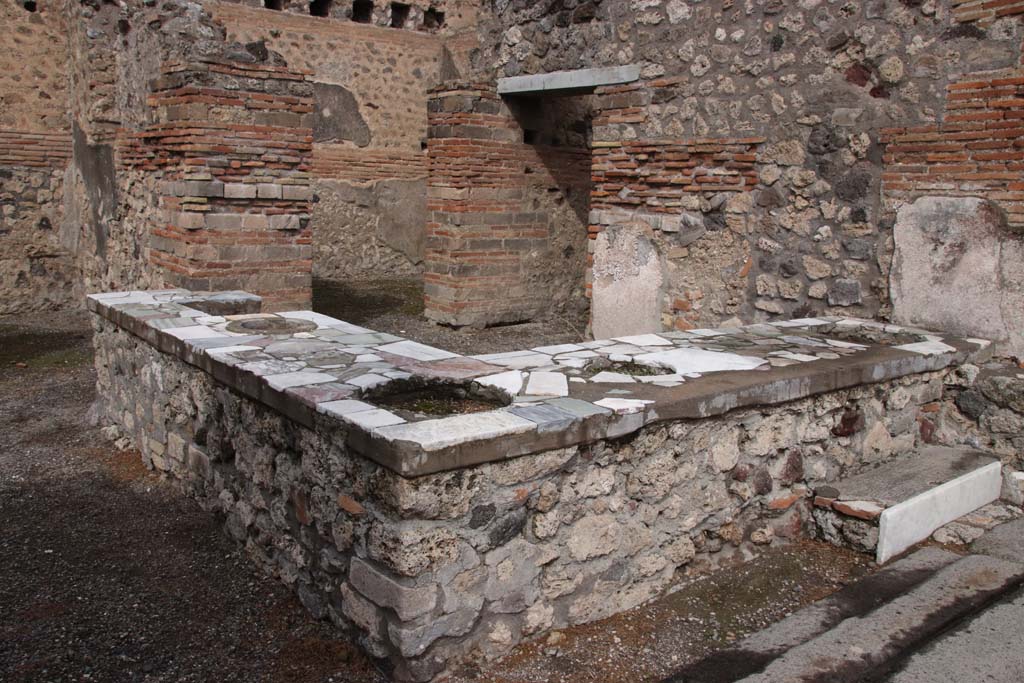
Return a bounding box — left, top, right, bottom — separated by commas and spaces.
882, 67, 1024, 230
424, 85, 591, 327
117, 59, 315, 310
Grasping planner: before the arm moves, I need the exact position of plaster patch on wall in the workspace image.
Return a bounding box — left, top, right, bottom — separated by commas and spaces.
313, 82, 371, 147
591, 221, 665, 340
71, 122, 117, 261
891, 196, 1024, 357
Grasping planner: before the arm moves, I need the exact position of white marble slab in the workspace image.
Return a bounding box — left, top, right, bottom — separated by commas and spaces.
476, 370, 525, 396
278, 310, 362, 330
590, 371, 635, 383
578, 340, 615, 349
634, 347, 766, 374
317, 399, 376, 417
826, 339, 868, 349
896, 340, 957, 356
263, 371, 337, 391
486, 353, 557, 370
206, 345, 262, 358
554, 350, 600, 359
344, 408, 406, 430
777, 352, 821, 363
637, 374, 685, 383
532, 343, 583, 355
472, 350, 540, 361
877, 461, 1002, 564
595, 343, 644, 356
772, 318, 830, 327
376, 340, 458, 361
525, 371, 569, 397
166, 325, 229, 341
594, 398, 653, 414
374, 412, 537, 451
348, 373, 390, 390
612, 334, 673, 347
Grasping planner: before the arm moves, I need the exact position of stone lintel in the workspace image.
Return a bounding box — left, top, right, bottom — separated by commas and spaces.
497, 65, 642, 96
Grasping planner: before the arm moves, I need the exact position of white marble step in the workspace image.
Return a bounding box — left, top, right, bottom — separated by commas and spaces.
814, 446, 1003, 563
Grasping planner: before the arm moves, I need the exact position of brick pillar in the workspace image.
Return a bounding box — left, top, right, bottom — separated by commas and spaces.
120, 59, 314, 311
424, 84, 549, 327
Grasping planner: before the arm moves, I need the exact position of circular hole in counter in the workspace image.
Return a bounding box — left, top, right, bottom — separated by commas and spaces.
365, 378, 511, 419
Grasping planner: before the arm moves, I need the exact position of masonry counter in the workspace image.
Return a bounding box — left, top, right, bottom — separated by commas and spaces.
88, 288, 990, 681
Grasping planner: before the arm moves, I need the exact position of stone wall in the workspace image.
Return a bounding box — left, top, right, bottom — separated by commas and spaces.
59, 0, 318, 309
208, 0, 471, 281
0, 0, 77, 314
468, 0, 1024, 334
121, 59, 316, 310
94, 303, 959, 681
14, 0, 479, 314
424, 84, 592, 327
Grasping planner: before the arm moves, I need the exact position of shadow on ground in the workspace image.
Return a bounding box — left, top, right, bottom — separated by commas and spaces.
313, 277, 589, 356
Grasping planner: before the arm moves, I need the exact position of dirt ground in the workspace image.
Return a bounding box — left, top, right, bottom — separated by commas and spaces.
312, 278, 588, 356
0, 307, 876, 683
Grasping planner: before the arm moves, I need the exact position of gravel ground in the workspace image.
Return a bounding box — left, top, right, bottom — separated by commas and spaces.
0, 309, 876, 683
312, 278, 588, 356
446, 540, 874, 683
0, 312, 387, 683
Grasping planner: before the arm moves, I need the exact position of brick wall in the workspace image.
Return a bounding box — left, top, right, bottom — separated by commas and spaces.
311, 147, 427, 183
208, 1, 449, 280
0, 0, 77, 314
952, 0, 1024, 25
882, 68, 1024, 231
588, 80, 764, 331
119, 59, 315, 310
424, 85, 591, 326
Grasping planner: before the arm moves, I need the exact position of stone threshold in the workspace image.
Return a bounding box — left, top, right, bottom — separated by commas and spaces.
87, 289, 992, 478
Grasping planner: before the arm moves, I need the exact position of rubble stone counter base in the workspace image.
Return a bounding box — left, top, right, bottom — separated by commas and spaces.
88, 289, 992, 681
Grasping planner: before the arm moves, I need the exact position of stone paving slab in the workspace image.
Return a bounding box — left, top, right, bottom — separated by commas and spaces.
663, 547, 962, 683
885, 586, 1024, 683
972, 518, 1024, 564
88, 289, 990, 477
813, 446, 1003, 562
736, 554, 1024, 683
816, 446, 999, 508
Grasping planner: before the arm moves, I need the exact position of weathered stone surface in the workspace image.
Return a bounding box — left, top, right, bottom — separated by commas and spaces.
591, 222, 665, 340
312, 82, 371, 146
312, 179, 425, 281
567, 514, 620, 562
891, 197, 1024, 357
349, 557, 437, 622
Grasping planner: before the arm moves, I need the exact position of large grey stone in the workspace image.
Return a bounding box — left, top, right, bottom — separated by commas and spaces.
313, 82, 371, 146
891, 197, 1024, 357
887, 586, 1024, 682
348, 557, 436, 621
375, 179, 426, 265
972, 518, 1024, 565
737, 554, 1024, 682
591, 222, 665, 340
